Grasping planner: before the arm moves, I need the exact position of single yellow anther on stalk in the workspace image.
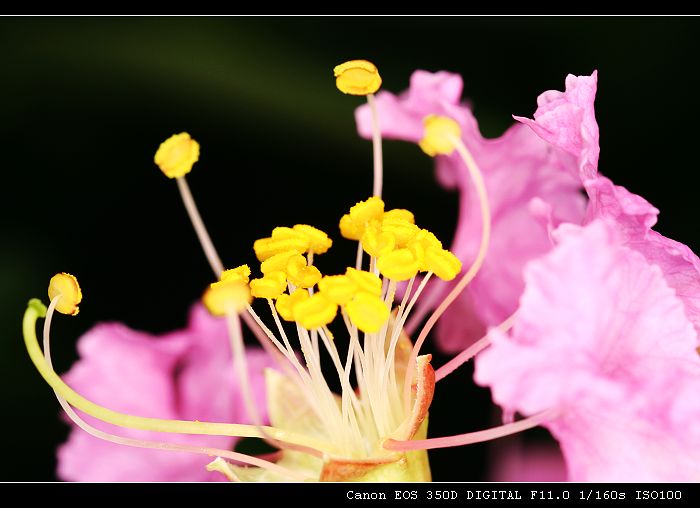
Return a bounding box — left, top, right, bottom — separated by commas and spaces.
317, 275, 357, 306
275, 288, 310, 322
361, 223, 395, 258
154, 132, 200, 178
250, 271, 287, 299
293, 224, 333, 255
253, 237, 308, 262
221, 265, 251, 284
260, 251, 299, 275
381, 217, 419, 247
377, 249, 421, 281
203, 279, 252, 316
334, 60, 382, 96
424, 248, 462, 281
294, 293, 338, 330
383, 209, 415, 224
48, 273, 82, 316
346, 292, 390, 333
286, 255, 322, 289
345, 268, 382, 296
419, 115, 461, 157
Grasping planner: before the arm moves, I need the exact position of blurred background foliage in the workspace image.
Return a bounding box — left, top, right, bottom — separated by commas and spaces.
1, 16, 699, 481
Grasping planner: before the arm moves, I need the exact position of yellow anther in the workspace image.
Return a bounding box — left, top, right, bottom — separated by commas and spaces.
271, 226, 310, 245
260, 250, 299, 275
154, 132, 200, 178
346, 292, 390, 334
294, 293, 338, 330
424, 248, 463, 281
339, 214, 363, 241
250, 271, 287, 299
419, 115, 462, 157
383, 208, 415, 224
203, 279, 252, 316
361, 223, 396, 258
317, 275, 358, 306
349, 196, 385, 225
48, 273, 82, 316
293, 224, 333, 255
275, 288, 310, 322
412, 229, 443, 251
377, 249, 421, 281
333, 60, 382, 96
221, 265, 251, 284
253, 237, 308, 262
381, 217, 419, 247
286, 255, 322, 289
345, 268, 382, 296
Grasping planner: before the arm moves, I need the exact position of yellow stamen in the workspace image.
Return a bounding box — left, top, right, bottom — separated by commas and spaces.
250, 272, 287, 299
274, 288, 310, 322
424, 248, 462, 281
361, 223, 395, 259
22, 299, 337, 454
339, 214, 364, 241
384, 209, 415, 224
377, 249, 421, 281
294, 293, 338, 330
334, 60, 382, 96
346, 292, 390, 334
318, 275, 358, 306
221, 265, 251, 284
154, 132, 200, 178
203, 279, 252, 316
286, 254, 322, 289
48, 273, 82, 316
381, 217, 419, 247
418, 115, 461, 157
253, 237, 307, 262
345, 268, 382, 296
260, 250, 299, 275
293, 224, 333, 255
350, 196, 385, 225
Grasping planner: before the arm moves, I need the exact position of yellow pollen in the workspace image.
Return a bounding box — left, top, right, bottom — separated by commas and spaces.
253, 237, 308, 262
260, 250, 299, 275
250, 271, 287, 299
424, 248, 463, 281
345, 268, 382, 296
292, 224, 333, 255
339, 214, 364, 241
349, 196, 385, 225
383, 208, 415, 224
333, 60, 382, 96
377, 249, 421, 281
346, 292, 390, 333
317, 275, 357, 306
381, 217, 419, 247
221, 265, 251, 284
48, 272, 82, 316
419, 115, 462, 157
275, 288, 310, 322
293, 293, 338, 330
154, 132, 200, 178
286, 255, 322, 289
361, 223, 396, 258
203, 279, 252, 316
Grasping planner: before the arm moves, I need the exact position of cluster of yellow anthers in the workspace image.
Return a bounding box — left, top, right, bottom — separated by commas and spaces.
200, 198, 460, 335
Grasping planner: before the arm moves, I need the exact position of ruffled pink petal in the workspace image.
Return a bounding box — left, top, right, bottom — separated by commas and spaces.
57, 304, 276, 482
514, 72, 599, 180
475, 220, 700, 481
490, 442, 568, 482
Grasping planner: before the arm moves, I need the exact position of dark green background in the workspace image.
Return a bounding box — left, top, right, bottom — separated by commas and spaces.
1, 17, 698, 481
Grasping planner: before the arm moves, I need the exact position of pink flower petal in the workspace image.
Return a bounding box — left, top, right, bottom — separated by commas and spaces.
57, 304, 276, 482
475, 221, 700, 481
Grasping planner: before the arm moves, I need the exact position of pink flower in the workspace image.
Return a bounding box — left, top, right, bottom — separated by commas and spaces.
490, 441, 568, 482
513, 72, 599, 180
475, 221, 700, 481
57, 304, 275, 482
516, 73, 700, 339
355, 71, 586, 352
